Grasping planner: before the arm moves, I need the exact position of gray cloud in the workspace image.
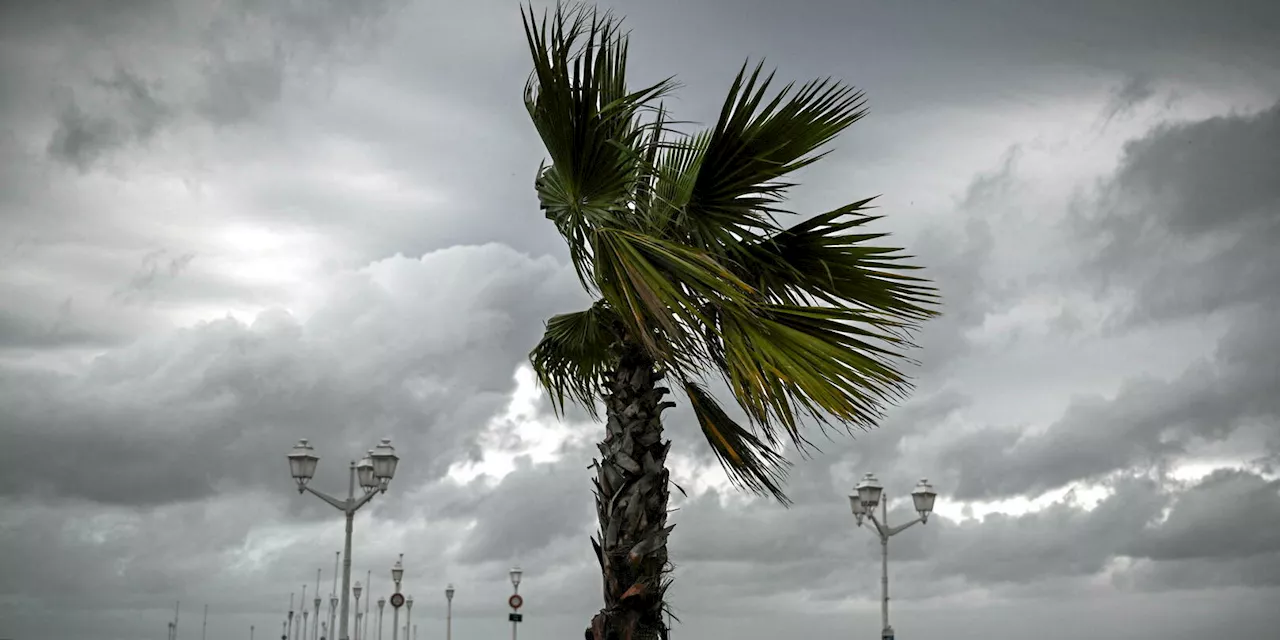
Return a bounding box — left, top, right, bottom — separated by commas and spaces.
0, 244, 585, 507
1081, 100, 1280, 325
2, 0, 405, 170
1127, 469, 1280, 563
3, 1, 1280, 639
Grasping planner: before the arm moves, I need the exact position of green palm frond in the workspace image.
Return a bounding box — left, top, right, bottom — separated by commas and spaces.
591, 227, 756, 372
530, 300, 620, 418
742, 198, 938, 320
675, 62, 869, 251
682, 380, 791, 504
522, 3, 676, 287
715, 303, 919, 446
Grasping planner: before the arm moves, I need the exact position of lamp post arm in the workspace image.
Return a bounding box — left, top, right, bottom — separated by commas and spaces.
349, 488, 379, 514
303, 484, 350, 512
862, 515, 888, 541
884, 516, 924, 538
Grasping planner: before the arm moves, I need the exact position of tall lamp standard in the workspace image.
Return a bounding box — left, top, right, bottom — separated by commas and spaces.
509, 566, 523, 640
352, 582, 363, 640
444, 584, 454, 640
849, 474, 938, 640
313, 592, 322, 640
390, 555, 405, 640
287, 438, 401, 640
404, 596, 414, 640
364, 569, 372, 640
376, 598, 385, 640
327, 595, 338, 640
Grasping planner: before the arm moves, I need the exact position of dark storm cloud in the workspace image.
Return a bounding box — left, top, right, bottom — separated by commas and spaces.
936, 100, 1280, 501
1126, 469, 1280, 563
929, 475, 1168, 585
1099, 75, 1158, 128
45, 68, 174, 170
1082, 100, 1280, 325
0, 244, 585, 507
938, 302, 1280, 501
455, 454, 595, 564
1, 0, 406, 169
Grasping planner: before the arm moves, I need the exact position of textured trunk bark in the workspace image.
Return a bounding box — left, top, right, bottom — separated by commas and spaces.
585, 341, 675, 640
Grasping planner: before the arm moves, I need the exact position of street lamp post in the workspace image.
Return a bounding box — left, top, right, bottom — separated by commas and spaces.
313, 592, 322, 640
327, 595, 338, 640
444, 584, 454, 640
313, 569, 323, 640
390, 555, 405, 640
288, 438, 401, 640
299, 585, 308, 640
849, 475, 938, 640
404, 596, 413, 640
364, 569, 372, 640
376, 598, 385, 640
509, 566, 522, 640
353, 582, 363, 640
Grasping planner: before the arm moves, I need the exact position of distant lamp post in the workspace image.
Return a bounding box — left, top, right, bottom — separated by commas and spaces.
287, 438, 400, 640
377, 598, 386, 640
353, 582, 363, 640
313, 594, 322, 640
328, 595, 339, 640
390, 554, 406, 640
509, 566, 523, 640
404, 595, 414, 640
849, 475, 938, 640
444, 584, 455, 640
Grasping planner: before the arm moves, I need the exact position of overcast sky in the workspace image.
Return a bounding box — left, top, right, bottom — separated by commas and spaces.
1, 1, 1279, 639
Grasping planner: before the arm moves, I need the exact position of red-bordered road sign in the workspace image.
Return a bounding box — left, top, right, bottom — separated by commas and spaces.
390, 593, 405, 608
508, 594, 524, 610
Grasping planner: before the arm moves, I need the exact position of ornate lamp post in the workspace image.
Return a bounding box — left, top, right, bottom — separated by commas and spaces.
287, 439, 401, 640
849, 475, 938, 640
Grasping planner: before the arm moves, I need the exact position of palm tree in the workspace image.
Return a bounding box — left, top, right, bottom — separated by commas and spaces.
521, 4, 939, 639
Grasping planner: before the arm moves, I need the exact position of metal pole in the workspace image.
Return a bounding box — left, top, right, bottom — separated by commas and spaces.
300, 586, 307, 640
446, 597, 452, 640
511, 582, 519, 640
340, 461, 356, 640
377, 602, 385, 640
315, 568, 323, 640
288, 594, 295, 640
365, 570, 372, 640
175, 600, 181, 640
330, 552, 340, 640
391, 589, 400, 640
881, 495, 890, 637
203, 604, 208, 640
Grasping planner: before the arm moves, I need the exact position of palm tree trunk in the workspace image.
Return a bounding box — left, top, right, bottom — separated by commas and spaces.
586, 341, 675, 640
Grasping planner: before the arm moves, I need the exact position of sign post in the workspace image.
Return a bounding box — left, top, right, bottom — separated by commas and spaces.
508, 594, 524, 640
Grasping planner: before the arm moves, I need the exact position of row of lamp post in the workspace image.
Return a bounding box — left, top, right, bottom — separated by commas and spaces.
263, 557, 468, 640
284, 439, 938, 640
288, 438, 400, 640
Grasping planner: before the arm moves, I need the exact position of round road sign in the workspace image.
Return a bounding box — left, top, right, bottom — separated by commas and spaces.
508, 594, 524, 610
390, 593, 406, 608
